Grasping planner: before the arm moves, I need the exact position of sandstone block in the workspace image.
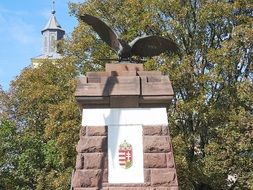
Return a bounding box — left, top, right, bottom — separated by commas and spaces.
143, 136, 171, 153
144, 169, 151, 183
78, 153, 107, 169
141, 76, 173, 96
108, 183, 147, 187
144, 153, 167, 168
151, 169, 177, 186
143, 126, 163, 135
75, 154, 84, 169
76, 137, 107, 153
137, 71, 162, 76
167, 187, 179, 190
80, 126, 86, 137
106, 63, 143, 73
110, 95, 139, 108
162, 126, 169, 135
102, 169, 108, 183
74, 188, 106, 190
166, 152, 175, 168
72, 170, 102, 188
150, 187, 179, 190
86, 126, 107, 136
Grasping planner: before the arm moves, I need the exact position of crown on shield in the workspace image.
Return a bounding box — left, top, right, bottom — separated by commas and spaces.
119, 140, 132, 150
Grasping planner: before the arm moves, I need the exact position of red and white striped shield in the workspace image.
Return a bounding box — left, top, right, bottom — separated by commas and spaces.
118, 140, 133, 169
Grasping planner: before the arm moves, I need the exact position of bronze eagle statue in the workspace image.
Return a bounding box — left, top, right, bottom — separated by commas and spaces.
80, 14, 179, 61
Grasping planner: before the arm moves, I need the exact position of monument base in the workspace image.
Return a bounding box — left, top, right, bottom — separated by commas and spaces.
71, 108, 178, 189
72, 63, 178, 189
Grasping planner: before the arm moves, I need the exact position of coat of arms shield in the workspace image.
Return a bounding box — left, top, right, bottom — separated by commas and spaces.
118, 140, 133, 169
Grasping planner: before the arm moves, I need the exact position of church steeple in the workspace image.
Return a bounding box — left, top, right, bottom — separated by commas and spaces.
41, 0, 65, 56
32, 1, 65, 67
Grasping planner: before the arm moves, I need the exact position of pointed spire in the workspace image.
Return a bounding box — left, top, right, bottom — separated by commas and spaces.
36, 0, 65, 59
52, 0, 56, 14
32, 0, 65, 67
41, 0, 65, 33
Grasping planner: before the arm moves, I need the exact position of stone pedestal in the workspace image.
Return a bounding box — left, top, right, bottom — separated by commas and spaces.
72, 62, 179, 189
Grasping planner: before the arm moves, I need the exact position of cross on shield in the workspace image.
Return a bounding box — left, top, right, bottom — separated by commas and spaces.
118, 140, 133, 169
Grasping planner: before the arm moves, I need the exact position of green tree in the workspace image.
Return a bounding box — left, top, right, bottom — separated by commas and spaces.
0, 86, 9, 119
8, 61, 80, 189
0, 86, 19, 189
0, 119, 18, 190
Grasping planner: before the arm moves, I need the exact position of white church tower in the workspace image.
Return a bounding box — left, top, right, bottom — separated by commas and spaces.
32, 1, 65, 67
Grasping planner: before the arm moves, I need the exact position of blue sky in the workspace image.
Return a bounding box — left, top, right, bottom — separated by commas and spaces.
0, 0, 80, 91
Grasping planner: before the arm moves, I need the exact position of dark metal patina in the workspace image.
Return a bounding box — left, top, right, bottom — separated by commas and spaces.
80, 14, 179, 61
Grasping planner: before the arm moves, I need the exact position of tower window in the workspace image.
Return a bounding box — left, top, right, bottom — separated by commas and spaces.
50, 35, 56, 53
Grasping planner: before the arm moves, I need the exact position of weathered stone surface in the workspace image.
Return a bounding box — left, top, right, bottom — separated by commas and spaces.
168, 187, 179, 190
143, 136, 171, 153
151, 169, 177, 186
162, 126, 169, 135
76, 80, 110, 96
141, 76, 174, 96
80, 126, 86, 137
137, 71, 162, 76
75, 63, 174, 108
76, 137, 107, 153
72, 170, 102, 188
144, 153, 167, 168
75, 154, 84, 169
106, 63, 143, 73
108, 183, 148, 187
74, 188, 108, 190
87, 71, 110, 78
111, 71, 137, 76
143, 126, 163, 135
166, 152, 175, 168
81, 153, 107, 169
146, 76, 162, 82
105, 76, 140, 96
151, 187, 179, 190
86, 126, 107, 136
144, 169, 151, 183
110, 95, 139, 108
102, 169, 108, 183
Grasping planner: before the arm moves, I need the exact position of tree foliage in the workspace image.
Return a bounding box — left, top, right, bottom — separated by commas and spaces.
0, 61, 80, 190
0, 0, 252, 189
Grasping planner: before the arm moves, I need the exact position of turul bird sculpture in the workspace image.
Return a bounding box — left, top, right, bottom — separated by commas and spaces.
80, 14, 179, 62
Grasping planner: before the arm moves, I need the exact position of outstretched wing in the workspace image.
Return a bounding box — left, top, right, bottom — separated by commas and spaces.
130, 36, 179, 57
79, 14, 120, 52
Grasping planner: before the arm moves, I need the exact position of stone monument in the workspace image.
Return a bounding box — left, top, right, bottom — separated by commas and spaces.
71, 62, 179, 189
71, 13, 179, 189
